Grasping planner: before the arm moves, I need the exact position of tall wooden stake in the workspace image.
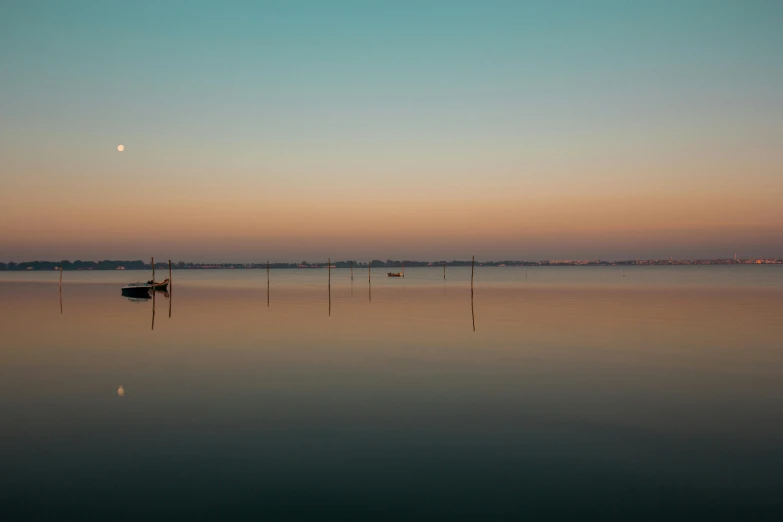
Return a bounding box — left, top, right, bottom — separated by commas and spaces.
59, 266, 63, 315
402, 261, 405, 278
267, 260, 270, 307
328, 257, 331, 317
350, 261, 353, 281
444, 263, 446, 279
368, 261, 371, 282
471, 255, 475, 288
151, 257, 155, 283
168, 260, 173, 318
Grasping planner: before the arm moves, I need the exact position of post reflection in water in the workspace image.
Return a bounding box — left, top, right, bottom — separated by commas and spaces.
151, 289, 156, 331
471, 286, 476, 332
59, 266, 63, 315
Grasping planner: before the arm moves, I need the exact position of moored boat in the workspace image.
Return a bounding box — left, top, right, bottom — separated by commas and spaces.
387, 272, 402, 277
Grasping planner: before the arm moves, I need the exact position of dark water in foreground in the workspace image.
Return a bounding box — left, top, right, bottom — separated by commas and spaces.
1, 267, 782, 520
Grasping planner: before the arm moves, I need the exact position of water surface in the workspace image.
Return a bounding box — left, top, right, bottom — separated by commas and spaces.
1, 267, 782, 520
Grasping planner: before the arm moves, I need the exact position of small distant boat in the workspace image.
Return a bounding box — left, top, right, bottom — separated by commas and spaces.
121, 284, 152, 298
387, 272, 402, 277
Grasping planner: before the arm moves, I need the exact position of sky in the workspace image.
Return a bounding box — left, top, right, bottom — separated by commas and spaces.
1, 0, 782, 262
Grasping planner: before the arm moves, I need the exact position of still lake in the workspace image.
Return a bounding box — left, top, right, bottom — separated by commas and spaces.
1, 266, 782, 520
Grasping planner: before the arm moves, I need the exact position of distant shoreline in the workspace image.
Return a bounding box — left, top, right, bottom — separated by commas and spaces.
2, 258, 781, 271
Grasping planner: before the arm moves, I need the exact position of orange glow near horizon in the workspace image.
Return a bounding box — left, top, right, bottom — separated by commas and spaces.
3, 184, 782, 261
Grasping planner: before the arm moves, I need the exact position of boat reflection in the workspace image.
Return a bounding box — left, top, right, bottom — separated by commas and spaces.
123, 296, 151, 303
120, 290, 171, 330
121, 290, 169, 303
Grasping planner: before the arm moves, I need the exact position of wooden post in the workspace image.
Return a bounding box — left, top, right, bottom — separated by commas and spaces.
151, 257, 155, 284
368, 261, 371, 282
266, 260, 270, 307
471, 255, 475, 288
328, 257, 331, 317
168, 259, 173, 318
402, 261, 405, 278
444, 263, 446, 279
59, 266, 63, 315
350, 260, 353, 281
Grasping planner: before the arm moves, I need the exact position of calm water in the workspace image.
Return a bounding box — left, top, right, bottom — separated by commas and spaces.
1, 267, 782, 520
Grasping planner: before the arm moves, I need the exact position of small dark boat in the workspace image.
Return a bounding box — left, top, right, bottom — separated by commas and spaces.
146, 278, 169, 291
387, 272, 402, 277
121, 284, 152, 298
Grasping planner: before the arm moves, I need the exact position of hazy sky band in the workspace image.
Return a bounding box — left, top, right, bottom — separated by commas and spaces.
2, 1, 782, 261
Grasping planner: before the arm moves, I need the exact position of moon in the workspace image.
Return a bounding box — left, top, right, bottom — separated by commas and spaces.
117, 385, 125, 397
117, 144, 125, 152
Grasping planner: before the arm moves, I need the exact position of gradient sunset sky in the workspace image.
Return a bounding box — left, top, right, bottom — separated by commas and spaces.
2, 1, 782, 262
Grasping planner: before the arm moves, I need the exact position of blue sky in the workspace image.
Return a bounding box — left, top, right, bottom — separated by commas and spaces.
2, 1, 782, 261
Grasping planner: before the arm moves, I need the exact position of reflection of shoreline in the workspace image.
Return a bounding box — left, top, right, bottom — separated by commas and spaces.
5, 283, 782, 364
1, 280, 778, 304
98, 284, 783, 303
12, 275, 783, 293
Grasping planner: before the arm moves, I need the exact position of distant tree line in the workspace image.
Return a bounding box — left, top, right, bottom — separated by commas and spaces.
3, 258, 778, 270
0, 260, 148, 271
1, 259, 489, 270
